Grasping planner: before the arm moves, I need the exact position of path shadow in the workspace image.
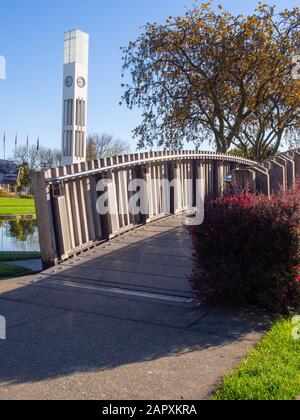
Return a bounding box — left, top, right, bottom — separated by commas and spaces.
0, 220, 273, 388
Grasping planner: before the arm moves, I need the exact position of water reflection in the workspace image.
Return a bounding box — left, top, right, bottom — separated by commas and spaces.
0, 219, 40, 252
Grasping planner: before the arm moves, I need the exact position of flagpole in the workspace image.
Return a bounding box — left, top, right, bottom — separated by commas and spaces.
3, 132, 5, 160
15, 134, 18, 160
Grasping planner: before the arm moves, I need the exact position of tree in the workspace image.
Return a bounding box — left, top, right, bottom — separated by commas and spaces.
15, 145, 62, 191
122, 2, 300, 157
15, 145, 38, 169
15, 164, 32, 192
228, 146, 276, 161
50, 149, 62, 168
38, 147, 61, 170
15, 145, 39, 191
86, 133, 130, 161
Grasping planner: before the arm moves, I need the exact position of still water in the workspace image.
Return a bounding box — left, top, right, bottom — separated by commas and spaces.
0, 219, 40, 252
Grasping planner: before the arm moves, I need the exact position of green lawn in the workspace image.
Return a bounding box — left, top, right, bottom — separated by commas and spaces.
0, 262, 31, 278
0, 251, 40, 262
213, 318, 300, 400
0, 197, 36, 215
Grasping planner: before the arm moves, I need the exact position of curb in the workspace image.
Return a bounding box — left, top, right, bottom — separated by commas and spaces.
0, 214, 36, 220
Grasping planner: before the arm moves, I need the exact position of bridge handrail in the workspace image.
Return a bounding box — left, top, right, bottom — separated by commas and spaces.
45, 151, 255, 184
34, 147, 299, 268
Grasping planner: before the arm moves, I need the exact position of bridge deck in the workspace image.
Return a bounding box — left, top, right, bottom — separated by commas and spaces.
37, 214, 195, 303
0, 214, 272, 399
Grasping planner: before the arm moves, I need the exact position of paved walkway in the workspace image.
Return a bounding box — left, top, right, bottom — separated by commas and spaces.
0, 215, 272, 400
7, 259, 42, 272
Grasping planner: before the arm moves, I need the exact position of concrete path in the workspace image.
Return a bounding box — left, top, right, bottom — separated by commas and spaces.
7, 259, 42, 272
0, 215, 272, 400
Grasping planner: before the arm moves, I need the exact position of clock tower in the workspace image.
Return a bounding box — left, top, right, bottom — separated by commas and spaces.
62, 29, 89, 166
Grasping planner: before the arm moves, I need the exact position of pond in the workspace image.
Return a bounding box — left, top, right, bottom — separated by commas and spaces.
0, 219, 40, 252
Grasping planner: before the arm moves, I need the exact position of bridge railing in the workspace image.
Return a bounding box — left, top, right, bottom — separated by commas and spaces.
232, 148, 300, 196
33, 150, 254, 268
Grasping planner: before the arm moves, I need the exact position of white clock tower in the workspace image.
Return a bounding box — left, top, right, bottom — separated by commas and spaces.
62, 29, 89, 166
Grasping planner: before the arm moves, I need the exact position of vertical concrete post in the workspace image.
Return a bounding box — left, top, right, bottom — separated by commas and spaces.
264, 160, 285, 194
59, 164, 75, 249
117, 155, 130, 229
152, 164, 158, 216
253, 167, 271, 195
81, 161, 97, 242
167, 162, 175, 214
275, 156, 295, 190
88, 160, 103, 240
146, 163, 154, 221
32, 171, 58, 268
130, 162, 144, 225
50, 167, 72, 259
53, 196, 72, 259
103, 159, 120, 238
292, 149, 300, 181
173, 162, 183, 213
67, 165, 83, 246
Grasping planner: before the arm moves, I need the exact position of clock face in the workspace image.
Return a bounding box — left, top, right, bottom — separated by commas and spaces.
77, 77, 86, 88
65, 76, 73, 88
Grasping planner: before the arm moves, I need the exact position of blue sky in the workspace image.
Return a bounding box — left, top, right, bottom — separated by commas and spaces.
0, 0, 299, 158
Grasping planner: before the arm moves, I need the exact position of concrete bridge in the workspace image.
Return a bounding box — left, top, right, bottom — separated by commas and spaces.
0, 148, 294, 399
32, 149, 300, 269
33, 150, 255, 269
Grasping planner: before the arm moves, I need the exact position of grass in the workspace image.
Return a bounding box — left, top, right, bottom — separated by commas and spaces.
0, 197, 36, 215
213, 318, 300, 400
0, 251, 40, 278
0, 262, 30, 278
0, 251, 40, 262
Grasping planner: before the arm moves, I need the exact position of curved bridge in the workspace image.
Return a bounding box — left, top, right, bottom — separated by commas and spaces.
33, 149, 299, 268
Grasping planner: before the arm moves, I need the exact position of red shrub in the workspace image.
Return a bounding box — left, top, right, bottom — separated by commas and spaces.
190, 191, 300, 313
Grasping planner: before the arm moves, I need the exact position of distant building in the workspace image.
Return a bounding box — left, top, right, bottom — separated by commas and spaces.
0, 160, 20, 191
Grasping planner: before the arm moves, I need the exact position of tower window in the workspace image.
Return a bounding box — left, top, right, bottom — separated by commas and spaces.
64, 99, 73, 126
63, 130, 73, 157
75, 130, 85, 158
76, 99, 86, 127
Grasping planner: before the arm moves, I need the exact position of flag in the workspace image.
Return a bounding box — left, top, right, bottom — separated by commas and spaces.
26, 135, 29, 153
15, 134, 18, 149
37, 137, 40, 151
